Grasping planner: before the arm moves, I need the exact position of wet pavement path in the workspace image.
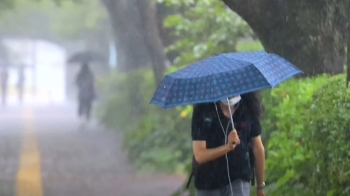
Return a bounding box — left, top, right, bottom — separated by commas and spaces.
0, 105, 185, 196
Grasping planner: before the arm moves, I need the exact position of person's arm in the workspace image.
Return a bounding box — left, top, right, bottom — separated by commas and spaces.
193, 141, 231, 164
193, 130, 240, 164
251, 136, 265, 188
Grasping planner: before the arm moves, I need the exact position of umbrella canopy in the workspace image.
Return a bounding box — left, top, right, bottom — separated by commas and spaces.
67, 51, 106, 64
150, 51, 302, 108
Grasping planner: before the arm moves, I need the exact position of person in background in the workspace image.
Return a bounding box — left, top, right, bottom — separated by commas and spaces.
75, 62, 95, 121
0, 67, 9, 106
17, 66, 25, 103
191, 92, 266, 196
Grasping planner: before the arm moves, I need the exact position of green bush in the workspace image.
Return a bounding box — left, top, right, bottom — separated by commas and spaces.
124, 107, 192, 173
261, 75, 329, 195
96, 68, 192, 174
260, 76, 329, 144
305, 75, 350, 195
96, 68, 156, 132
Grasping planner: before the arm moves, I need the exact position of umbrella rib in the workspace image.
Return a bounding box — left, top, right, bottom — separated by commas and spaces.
229, 55, 272, 86
249, 63, 272, 87
163, 75, 176, 107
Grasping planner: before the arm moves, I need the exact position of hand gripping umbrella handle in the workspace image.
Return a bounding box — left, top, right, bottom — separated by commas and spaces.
227, 103, 238, 147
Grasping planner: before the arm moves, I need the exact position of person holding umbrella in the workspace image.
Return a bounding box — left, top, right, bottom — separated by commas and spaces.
68, 50, 105, 121
150, 51, 303, 196
75, 62, 95, 121
191, 92, 265, 196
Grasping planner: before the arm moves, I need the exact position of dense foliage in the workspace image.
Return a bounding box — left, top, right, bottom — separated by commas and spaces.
305, 76, 350, 195
96, 68, 192, 174
260, 76, 329, 195
160, 0, 257, 68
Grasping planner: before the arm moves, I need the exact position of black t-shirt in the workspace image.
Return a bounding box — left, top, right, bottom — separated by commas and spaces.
191, 106, 262, 190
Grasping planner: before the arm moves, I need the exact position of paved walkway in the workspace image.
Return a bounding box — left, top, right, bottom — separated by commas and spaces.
0, 104, 185, 196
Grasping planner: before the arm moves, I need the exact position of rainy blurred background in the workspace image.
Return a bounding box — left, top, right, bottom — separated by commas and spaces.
0, 0, 349, 196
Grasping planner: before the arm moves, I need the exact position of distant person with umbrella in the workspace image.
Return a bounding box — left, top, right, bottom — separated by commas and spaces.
0, 66, 9, 106
68, 50, 105, 121
75, 62, 95, 121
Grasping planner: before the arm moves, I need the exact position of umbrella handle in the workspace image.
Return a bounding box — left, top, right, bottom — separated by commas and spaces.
214, 101, 238, 147
227, 102, 238, 147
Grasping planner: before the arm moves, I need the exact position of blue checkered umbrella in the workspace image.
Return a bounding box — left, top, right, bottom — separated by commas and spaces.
150, 51, 302, 108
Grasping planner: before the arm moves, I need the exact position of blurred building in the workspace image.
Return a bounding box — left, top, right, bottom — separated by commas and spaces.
2, 39, 66, 104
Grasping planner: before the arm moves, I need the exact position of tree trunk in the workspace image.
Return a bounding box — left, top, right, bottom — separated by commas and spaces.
101, 0, 151, 72
156, 3, 179, 63
222, 0, 345, 77
136, 0, 167, 85
101, 0, 170, 85
334, 2, 350, 86
347, 40, 350, 87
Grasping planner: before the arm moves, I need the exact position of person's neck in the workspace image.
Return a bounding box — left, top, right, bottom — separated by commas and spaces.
219, 103, 235, 118
221, 109, 233, 119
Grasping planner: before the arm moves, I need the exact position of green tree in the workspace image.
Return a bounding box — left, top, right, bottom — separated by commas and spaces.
160, 0, 254, 68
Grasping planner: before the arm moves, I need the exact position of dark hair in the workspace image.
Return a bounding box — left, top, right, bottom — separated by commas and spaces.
238, 91, 264, 119
192, 91, 264, 122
